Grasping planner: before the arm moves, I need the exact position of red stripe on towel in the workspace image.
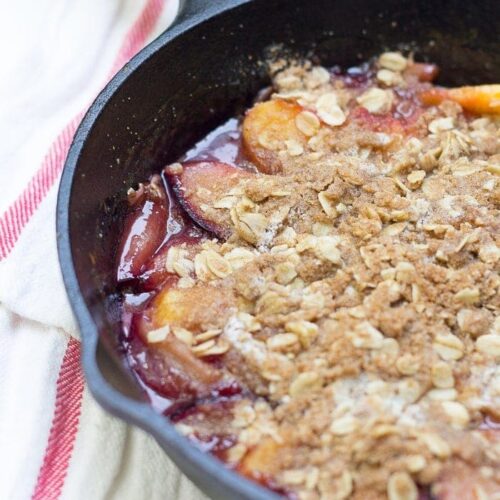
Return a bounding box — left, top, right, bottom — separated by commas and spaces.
31, 339, 85, 500
0, 0, 166, 261
28, 1, 167, 498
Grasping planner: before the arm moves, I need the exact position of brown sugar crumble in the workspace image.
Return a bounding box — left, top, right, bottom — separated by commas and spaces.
118, 52, 500, 499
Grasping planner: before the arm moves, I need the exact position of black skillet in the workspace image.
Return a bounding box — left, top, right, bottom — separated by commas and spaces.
57, 0, 500, 498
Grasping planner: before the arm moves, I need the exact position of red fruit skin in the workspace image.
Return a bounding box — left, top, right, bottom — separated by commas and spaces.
135, 232, 204, 292
129, 313, 221, 402
116, 175, 168, 283
405, 62, 439, 83
164, 161, 252, 239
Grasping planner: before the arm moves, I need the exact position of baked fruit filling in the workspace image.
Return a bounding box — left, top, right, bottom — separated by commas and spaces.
117, 52, 500, 499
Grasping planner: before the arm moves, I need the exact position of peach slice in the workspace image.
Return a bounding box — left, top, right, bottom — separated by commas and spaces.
130, 330, 221, 401
239, 438, 280, 476
132, 282, 237, 398
420, 84, 500, 115
165, 161, 253, 239
242, 99, 307, 174
152, 282, 236, 333
147, 330, 221, 388
117, 175, 167, 282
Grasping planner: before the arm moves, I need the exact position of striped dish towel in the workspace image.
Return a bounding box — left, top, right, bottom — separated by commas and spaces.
0, 1, 208, 499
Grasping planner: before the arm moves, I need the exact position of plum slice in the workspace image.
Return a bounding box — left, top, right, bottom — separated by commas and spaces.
129, 281, 237, 403
117, 175, 167, 282
151, 282, 236, 333
164, 161, 253, 239
242, 99, 307, 174
238, 438, 280, 475
237, 438, 293, 497
135, 232, 205, 291
131, 322, 221, 404
420, 84, 500, 115
130, 281, 235, 402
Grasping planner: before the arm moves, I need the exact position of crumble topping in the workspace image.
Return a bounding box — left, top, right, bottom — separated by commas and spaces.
128, 52, 499, 498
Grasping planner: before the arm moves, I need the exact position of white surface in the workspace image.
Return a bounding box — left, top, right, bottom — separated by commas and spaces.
0, 1, 208, 498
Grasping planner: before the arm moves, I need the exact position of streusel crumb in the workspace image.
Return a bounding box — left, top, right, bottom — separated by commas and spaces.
122, 52, 500, 499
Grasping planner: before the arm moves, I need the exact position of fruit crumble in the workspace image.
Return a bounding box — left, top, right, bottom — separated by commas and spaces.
117, 52, 500, 499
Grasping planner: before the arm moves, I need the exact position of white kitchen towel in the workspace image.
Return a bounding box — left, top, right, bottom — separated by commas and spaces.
0, 1, 208, 499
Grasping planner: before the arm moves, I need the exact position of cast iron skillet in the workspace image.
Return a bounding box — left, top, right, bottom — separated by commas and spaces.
57, 0, 500, 498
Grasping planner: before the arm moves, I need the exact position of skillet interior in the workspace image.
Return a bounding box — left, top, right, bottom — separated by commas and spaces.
57, 0, 500, 498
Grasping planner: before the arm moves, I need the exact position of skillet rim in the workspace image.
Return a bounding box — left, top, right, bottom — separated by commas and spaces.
56, 1, 279, 499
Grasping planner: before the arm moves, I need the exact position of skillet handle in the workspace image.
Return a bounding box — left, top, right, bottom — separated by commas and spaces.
173, 0, 249, 29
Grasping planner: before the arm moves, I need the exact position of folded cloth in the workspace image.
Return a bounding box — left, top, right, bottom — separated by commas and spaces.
0, 1, 208, 498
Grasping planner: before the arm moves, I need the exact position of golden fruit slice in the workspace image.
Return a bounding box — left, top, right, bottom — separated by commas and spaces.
239, 438, 280, 475
420, 84, 500, 114
152, 283, 235, 333
148, 330, 221, 387
242, 100, 306, 174
136, 282, 237, 395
